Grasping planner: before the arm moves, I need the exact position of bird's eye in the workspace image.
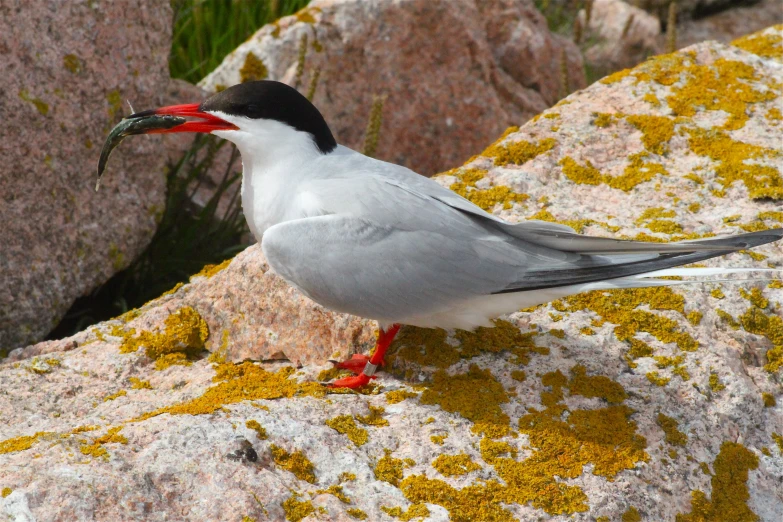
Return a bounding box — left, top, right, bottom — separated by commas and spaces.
245, 104, 263, 118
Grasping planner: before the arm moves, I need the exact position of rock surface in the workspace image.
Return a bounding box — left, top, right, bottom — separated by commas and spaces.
3, 25, 783, 522
676, 0, 783, 50
0, 1, 201, 349
635, 0, 763, 20
199, 0, 586, 176
578, 0, 662, 77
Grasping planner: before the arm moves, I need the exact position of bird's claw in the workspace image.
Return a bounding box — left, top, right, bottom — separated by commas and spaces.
329, 354, 383, 375
326, 373, 375, 389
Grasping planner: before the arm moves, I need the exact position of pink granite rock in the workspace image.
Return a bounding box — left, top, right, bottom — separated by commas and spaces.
0, 1, 203, 349
199, 0, 586, 176
2, 27, 783, 522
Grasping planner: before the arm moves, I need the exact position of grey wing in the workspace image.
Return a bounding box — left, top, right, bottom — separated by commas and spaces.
260, 213, 539, 322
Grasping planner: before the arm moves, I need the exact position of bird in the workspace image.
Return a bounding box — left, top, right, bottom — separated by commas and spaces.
111, 80, 782, 389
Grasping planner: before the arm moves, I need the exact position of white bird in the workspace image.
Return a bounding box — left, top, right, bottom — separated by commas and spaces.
117, 80, 782, 389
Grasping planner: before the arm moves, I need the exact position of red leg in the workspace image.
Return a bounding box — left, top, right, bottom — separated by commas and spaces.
329, 324, 401, 389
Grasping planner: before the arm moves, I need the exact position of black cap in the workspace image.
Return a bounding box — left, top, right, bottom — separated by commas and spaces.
200, 80, 337, 154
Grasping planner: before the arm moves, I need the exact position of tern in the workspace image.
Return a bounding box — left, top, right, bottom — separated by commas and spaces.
102, 80, 782, 389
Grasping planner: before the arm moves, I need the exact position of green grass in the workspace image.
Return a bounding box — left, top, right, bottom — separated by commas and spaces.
170, 0, 311, 83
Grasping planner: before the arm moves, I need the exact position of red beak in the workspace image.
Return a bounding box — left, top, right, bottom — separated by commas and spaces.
129, 103, 238, 133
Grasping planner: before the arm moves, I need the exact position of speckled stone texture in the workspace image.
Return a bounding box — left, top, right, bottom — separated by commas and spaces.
199, 0, 586, 176
2, 26, 783, 522
0, 1, 201, 349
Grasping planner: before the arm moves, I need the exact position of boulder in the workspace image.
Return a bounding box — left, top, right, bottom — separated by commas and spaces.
0, 1, 198, 349
2, 25, 783, 522
578, 0, 662, 76
635, 0, 764, 21
199, 0, 586, 176
676, 0, 783, 49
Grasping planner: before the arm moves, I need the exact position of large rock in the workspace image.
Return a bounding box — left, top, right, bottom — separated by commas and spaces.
2, 25, 783, 522
634, 0, 763, 20
199, 0, 586, 176
677, 0, 783, 49
0, 2, 197, 349
578, 0, 662, 76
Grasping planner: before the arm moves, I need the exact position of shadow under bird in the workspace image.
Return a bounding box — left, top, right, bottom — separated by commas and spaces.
97, 80, 783, 389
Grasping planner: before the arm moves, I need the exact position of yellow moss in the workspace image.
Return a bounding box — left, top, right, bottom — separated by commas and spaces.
628, 339, 654, 359
622, 506, 642, 522
430, 434, 447, 445
626, 114, 676, 154
643, 92, 661, 106
479, 438, 517, 465
0, 432, 53, 454
767, 107, 782, 124
129, 377, 152, 390
773, 433, 783, 453
559, 156, 602, 185
432, 453, 481, 476
732, 27, 783, 60
686, 127, 781, 200
420, 365, 510, 438
380, 504, 430, 521
762, 392, 776, 407
657, 413, 687, 446
133, 363, 323, 421
239, 52, 268, 83
315, 484, 351, 503
191, 258, 233, 280
246, 420, 268, 440
356, 405, 389, 427
448, 168, 529, 211
647, 372, 671, 386
270, 444, 316, 483
717, 309, 740, 329
568, 365, 627, 403
346, 508, 367, 520
1, 488, 11, 498
374, 449, 405, 486
688, 202, 702, 212
676, 442, 760, 522
482, 137, 556, 166
326, 415, 368, 446
592, 112, 617, 127
103, 389, 127, 402
119, 307, 208, 370
687, 311, 703, 326
79, 427, 127, 460
684, 173, 704, 184
740, 287, 768, 309
385, 389, 418, 404
711, 288, 726, 299
281, 494, 315, 522
601, 68, 632, 84
510, 370, 526, 382
552, 286, 698, 352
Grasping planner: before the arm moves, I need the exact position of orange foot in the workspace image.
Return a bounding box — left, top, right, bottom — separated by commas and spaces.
330, 354, 384, 375
328, 373, 374, 389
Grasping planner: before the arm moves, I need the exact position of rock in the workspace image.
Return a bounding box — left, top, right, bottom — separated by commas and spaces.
634, 0, 763, 21
199, 0, 586, 176
0, 1, 202, 349
578, 0, 662, 76
676, 0, 783, 49
2, 25, 783, 522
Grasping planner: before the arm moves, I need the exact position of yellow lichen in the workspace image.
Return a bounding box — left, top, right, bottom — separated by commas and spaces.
18, 89, 49, 116
385, 389, 418, 404
686, 127, 781, 200
647, 372, 671, 386
326, 415, 368, 446
711, 288, 725, 299
246, 420, 268, 440
623, 506, 642, 522
568, 365, 627, 403
430, 434, 447, 445
482, 137, 556, 166
270, 444, 316, 483
315, 485, 351, 503
374, 449, 405, 486
601, 68, 632, 84
762, 392, 776, 407
657, 413, 687, 446
420, 365, 510, 438
133, 363, 323, 421
281, 494, 315, 522
448, 168, 529, 211
79, 427, 127, 460
129, 377, 152, 390
684, 173, 704, 184
737, 305, 783, 372
119, 307, 209, 371
0, 432, 53, 454
625, 114, 676, 154
432, 453, 481, 476
1, 488, 11, 498
239, 52, 268, 83
773, 433, 783, 453
346, 508, 367, 520
559, 156, 602, 185
510, 370, 526, 382
732, 27, 783, 61
593, 112, 617, 127
103, 390, 127, 402
676, 442, 760, 522
190, 258, 233, 280
356, 405, 389, 427
687, 311, 703, 326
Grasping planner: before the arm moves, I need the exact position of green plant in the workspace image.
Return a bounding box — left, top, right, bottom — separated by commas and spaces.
170, 0, 311, 83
